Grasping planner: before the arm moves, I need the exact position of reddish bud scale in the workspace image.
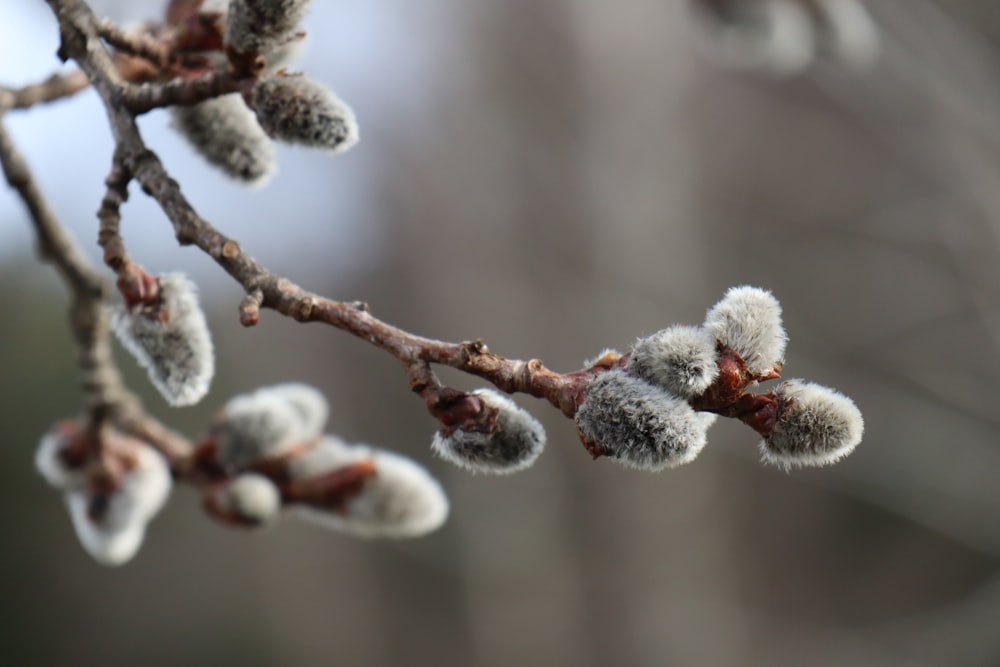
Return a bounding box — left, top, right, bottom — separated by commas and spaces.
285, 460, 377, 509
429, 391, 491, 431
53, 420, 90, 469
716, 392, 781, 436
190, 438, 228, 482
239, 308, 259, 327
247, 443, 311, 483
116, 263, 160, 308
171, 11, 226, 53
688, 345, 756, 412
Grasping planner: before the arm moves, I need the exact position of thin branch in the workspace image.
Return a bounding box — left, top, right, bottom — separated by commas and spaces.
0, 70, 90, 111
0, 115, 194, 468
96, 157, 132, 272
122, 68, 246, 114
0, 115, 116, 423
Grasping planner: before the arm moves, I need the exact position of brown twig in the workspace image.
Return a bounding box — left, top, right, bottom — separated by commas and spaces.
96, 157, 132, 272
0, 119, 111, 405
122, 67, 245, 114
0, 70, 90, 110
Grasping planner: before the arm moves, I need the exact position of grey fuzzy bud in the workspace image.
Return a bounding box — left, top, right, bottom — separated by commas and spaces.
760, 379, 864, 469
215, 392, 303, 470
250, 73, 358, 153
576, 370, 712, 471
65, 442, 172, 566
111, 273, 215, 407
291, 437, 449, 538
225, 0, 312, 55
222, 473, 282, 524
254, 382, 329, 440
215, 382, 330, 470
628, 325, 719, 398
431, 389, 546, 475
704, 285, 787, 377
170, 93, 276, 185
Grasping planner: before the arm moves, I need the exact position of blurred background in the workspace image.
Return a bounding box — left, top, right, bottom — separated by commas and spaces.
3, 1, 1000, 665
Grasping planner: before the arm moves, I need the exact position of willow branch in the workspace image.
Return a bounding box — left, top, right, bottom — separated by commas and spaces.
0, 70, 89, 110
46, 0, 588, 419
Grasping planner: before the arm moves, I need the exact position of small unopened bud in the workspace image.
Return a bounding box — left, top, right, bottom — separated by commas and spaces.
66, 440, 172, 566
704, 285, 787, 378
576, 370, 713, 471
628, 325, 719, 398
431, 389, 546, 475
760, 379, 864, 468
204, 473, 282, 526
170, 94, 276, 185
250, 73, 358, 153
111, 273, 215, 407
225, 0, 312, 55
290, 438, 449, 538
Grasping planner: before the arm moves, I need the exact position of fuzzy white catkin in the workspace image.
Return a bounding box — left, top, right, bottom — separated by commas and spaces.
111, 273, 215, 407
627, 325, 719, 399
760, 379, 864, 469
224, 473, 282, 524
170, 94, 276, 186
66, 491, 147, 567
575, 370, 713, 471
689, 0, 816, 76
254, 382, 329, 442
703, 285, 787, 377
250, 74, 359, 153
290, 437, 449, 538
215, 392, 304, 470
431, 389, 546, 475
66, 443, 172, 566
225, 0, 313, 55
